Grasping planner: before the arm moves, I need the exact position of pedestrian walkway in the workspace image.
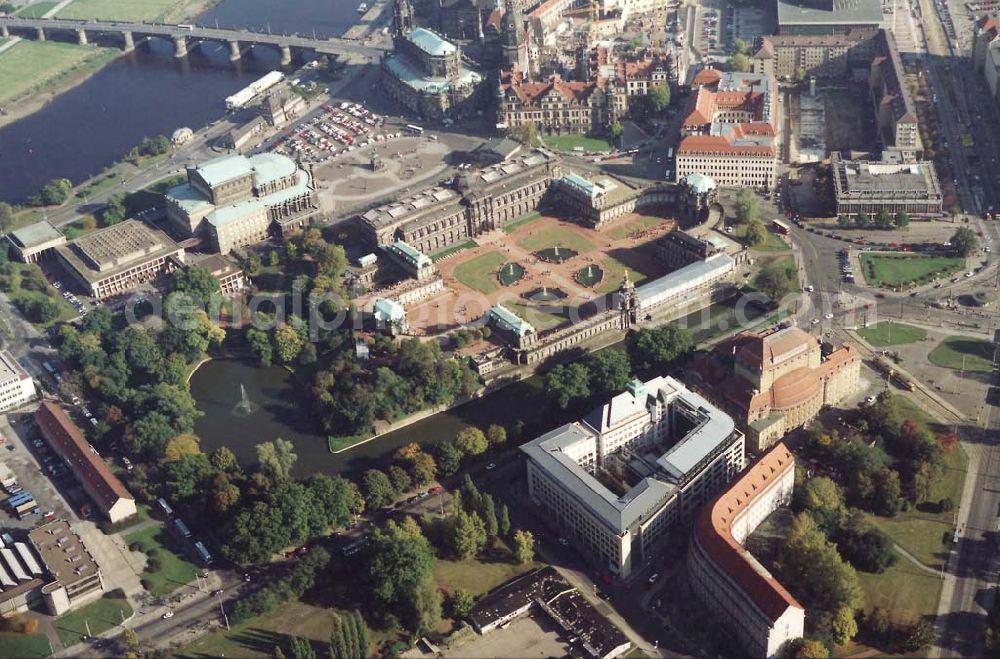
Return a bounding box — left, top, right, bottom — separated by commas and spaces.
0, 36, 20, 55
893, 543, 943, 577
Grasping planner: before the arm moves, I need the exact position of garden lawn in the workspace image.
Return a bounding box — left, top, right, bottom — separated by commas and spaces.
430, 240, 476, 262
0, 633, 50, 658
855, 559, 942, 623
453, 250, 507, 294
505, 301, 571, 332
177, 600, 341, 659
605, 215, 665, 241
15, 1, 59, 17
503, 211, 542, 234
55, 594, 133, 647
57, 0, 198, 22
859, 253, 964, 288
543, 134, 613, 153
752, 255, 801, 294
595, 256, 648, 295
126, 524, 199, 597
928, 335, 995, 372
857, 322, 927, 347
0, 40, 109, 106
328, 434, 371, 453
433, 544, 539, 598
516, 226, 595, 255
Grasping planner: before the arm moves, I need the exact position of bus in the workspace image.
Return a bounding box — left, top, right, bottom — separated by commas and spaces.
177, 24, 195, 30
193, 540, 213, 565
157, 497, 173, 517
405, 124, 424, 135
772, 219, 791, 236
173, 518, 192, 538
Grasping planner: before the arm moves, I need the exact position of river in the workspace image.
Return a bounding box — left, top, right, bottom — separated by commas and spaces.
0, 0, 363, 204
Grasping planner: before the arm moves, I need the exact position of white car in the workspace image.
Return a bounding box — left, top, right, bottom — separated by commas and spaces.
811, 318, 820, 325
161, 610, 174, 619
648, 573, 659, 584
965, 272, 973, 278
805, 285, 814, 292
865, 396, 876, 404
824, 313, 834, 320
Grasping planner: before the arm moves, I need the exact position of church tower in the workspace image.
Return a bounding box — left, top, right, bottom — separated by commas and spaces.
393, 0, 415, 42
618, 272, 637, 329
500, 0, 529, 73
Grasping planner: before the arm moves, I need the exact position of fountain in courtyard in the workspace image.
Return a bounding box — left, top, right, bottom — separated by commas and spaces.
232, 383, 259, 417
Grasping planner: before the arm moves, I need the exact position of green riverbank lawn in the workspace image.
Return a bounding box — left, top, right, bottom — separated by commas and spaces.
56, 0, 201, 22
0, 40, 113, 106
15, 1, 59, 17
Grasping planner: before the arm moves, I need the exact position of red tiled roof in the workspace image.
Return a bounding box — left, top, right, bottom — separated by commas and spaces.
977, 15, 1000, 36
677, 135, 774, 156
35, 400, 134, 514
502, 71, 602, 104
692, 67, 722, 87
694, 442, 803, 622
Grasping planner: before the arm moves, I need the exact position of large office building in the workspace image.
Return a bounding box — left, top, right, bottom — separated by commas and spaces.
831, 151, 943, 218
6, 220, 66, 264
689, 442, 804, 658
972, 14, 1000, 104
383, 0, 483, 119
358, 147, 561, 255
522, 376, 746, 578
870, 29, 919, 159
775, 0, 882, 36
164, 153, 319, 254
676, 69, 779, 189
0, 520, 105, 616
35, 401, 137, 524
751, 31, 873, 80
55, 220, 185, 300
691, 325, 860, 452
0, 351, 35, 412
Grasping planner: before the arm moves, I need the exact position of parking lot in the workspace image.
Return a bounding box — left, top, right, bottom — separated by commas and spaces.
271, 101, 388, 164
0, 412, 75, 530
441, 615, 570, 659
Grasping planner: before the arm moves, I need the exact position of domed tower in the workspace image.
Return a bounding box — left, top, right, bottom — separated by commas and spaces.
500, 0, 529, 73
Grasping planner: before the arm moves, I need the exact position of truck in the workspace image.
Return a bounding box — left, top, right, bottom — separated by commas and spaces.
15, 501, 39, 519
193, 540, 213, 565
6, 492, 33, 509
225, 71, 285, 111
157, 497, 173, 517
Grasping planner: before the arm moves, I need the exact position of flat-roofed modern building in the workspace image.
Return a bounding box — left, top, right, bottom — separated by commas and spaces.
29, 520, 105, 615
633, 253, 736, 315
689, 442, 804, 658
358, 148, 560, 255
831, 151, 943, 218
522, 376, 745, 578
869, 30, 919, 158
7, 220, 67, 264
35, 401, 137, 524
55, 220, 185, 300
0, 351, 35, 412
164, 153, 319, 253
751, 31, 874, 80
776, 0, 882, 36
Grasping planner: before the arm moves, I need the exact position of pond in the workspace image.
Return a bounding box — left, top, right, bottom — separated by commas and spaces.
188, 358, 580, 479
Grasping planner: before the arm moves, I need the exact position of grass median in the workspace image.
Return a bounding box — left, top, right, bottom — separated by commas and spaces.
856, 322, 927, 347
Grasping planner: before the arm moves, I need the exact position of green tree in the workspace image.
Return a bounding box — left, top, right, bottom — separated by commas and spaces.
545, 362, 591, 409
511, 122, 541, 147
288, 636, 316, 659
731, 37, 751, 56
364, 518, 437, 632
481, 493, 499, 539
627, 323, 692, 373
608, 121, 624, 144
361, 469, 396, 509
778, 513, 863, 619
408, 451, 437, 487
170, 266, 221, 301
728, 52, 750, 73
274, 324, 305, 363
100, 192, 127, 226
586, 348, 631, 400
855, 211, 871, 229
837, 215, 853, 228
36, 178, 72, 206
486, 424, 507, 448
801, 476, 845, 536
648, 84, 671, 112
755, 259, 796, 302
835, 509, 897, 574
256, 438, 297, 480
735, 189, 759, 224
210, 446, 240, 473
950, 227, 978, 256
871, 467, 902, 517
903, 619, 935, 652
513, 529, 535, 564
388, 465, 412, 494
793, 66, 807, 83
499, 503, 511, 537
450, 510, 487, 559
874, 208, 893, 229
449, 589, 475, 619
455, 427, 488, 456
164, 432, 201, 461
831, 604, 859, 645
247, 327, 273, 367
0, 202, 14, 234
745, 218, 768, 246
437, 441, 464, 477
894, 211, 910, 229
788, 638, 830, 658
